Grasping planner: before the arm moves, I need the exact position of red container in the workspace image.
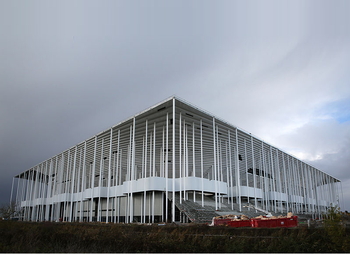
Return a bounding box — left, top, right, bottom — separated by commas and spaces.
227, 220, 251, 228
251, 216, 298, 228
213, 218, 232, 226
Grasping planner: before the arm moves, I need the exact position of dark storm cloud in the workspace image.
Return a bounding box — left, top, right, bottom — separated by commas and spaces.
1, 0, 350, 211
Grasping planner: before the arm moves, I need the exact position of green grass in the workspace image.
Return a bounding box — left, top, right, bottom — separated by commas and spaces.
0, 221, 349, 252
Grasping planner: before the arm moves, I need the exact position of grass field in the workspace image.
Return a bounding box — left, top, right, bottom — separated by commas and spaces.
0, 220, 349, 252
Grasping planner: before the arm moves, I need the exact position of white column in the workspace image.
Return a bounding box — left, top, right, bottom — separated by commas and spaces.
130, 118, 136, 223
217, 127, 221, 208
28, 169, 33, 221
27, 170, 33, 221
97, 139, 104, 222
162, 126, 165, 178
269, 146, 276, 213
80, 142, 86, 222
183, 119, 187, 200
115, 130, 120, 223
142, 136, 145, 179
244, 139, 248, 190
41, 162, 48, 221
35, 165, 42, 221
305, 164, 311, 213
90, 136, 97, 222
192, 122, 195, 181
281, 154, 289, 212
153, 122, 156, 177
32, 165, 40, 221
165, 113, 169, 221
261, 143, 267, 211
14, 176, 19, 219
276, 150, 283, 213
172, 98, 176, 222
179, 112, 182, 203
145, 120, 148, 178
69, 146, 77, 222
143, 122, 147, 223
213, 118, 218, 210
15, 176, 21, 220
225, 140, 229, 204
51, 157, 58, 221
152, 191, 155, 223
10, 177, 15, 211
74, 148, 81, 221
200, 119, 204, 207
149, 133, 152, 179
235, 128, 241, 211
63, 151, 72, 221
106, 128, 113, 223
251, 136, 257, 209
228, 130, 234, 210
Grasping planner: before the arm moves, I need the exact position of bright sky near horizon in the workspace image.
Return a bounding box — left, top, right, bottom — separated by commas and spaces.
1, 0, 350, 211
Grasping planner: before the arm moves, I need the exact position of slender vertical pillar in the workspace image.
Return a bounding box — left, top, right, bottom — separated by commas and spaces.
97, 139, 104, 222
152, 191, 155, 223
235, 128, 241, 211
217, 127, 221, 208
143, 120, 148, 223
69, 147, 77, 222
269, 146, 276, 213
213, 118, 218, 210
74, 148, 81, 221
145, 120, 148, 178
172, 98, 176, 222
281, 154, 289, 212
80, 142, 86, 222
225, 141, 229, 204
149, 133, 152, 179
179, 112, 182, 203
192, 122, 195, 181
184, 119, 187, 200
165, 113, 169, 221
106, 128, 113, 223
228, 130, 234, 210
51, 156, 59, 221
63, 151, 72, 222
153, 122, 156, 177
250, 136, 257, 209
115, 130, 120, 223
162, 126, 165, 177
276, 150, 283, 213
261, 143, 267, 211
130, 118, 136, 223
90, 136, 97, 222
10, 177, 15, 206
244, 139, 248, 191
200, 119, 204, 207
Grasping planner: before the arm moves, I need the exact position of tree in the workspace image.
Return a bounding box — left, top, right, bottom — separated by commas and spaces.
0, 201, 18, 220
323, 205, 347, 251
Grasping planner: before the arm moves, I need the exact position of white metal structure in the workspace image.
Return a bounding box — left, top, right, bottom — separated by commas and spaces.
11, 97, 341, 222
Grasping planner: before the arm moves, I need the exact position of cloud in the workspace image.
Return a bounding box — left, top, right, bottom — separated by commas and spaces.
0, 0, 350, 212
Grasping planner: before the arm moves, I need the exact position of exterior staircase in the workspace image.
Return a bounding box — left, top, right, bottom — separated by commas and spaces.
171, 193, 268, 223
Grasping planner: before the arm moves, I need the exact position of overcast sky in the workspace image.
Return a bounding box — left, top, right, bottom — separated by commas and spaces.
1, 0, 350, 212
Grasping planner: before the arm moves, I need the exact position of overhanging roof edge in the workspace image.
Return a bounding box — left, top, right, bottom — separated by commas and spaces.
18, 95, 341, 182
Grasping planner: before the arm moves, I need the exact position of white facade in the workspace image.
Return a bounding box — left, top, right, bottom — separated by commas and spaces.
12, 97, 341, 222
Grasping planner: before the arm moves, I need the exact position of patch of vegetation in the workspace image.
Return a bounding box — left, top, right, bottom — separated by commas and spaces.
0, 220, 349, 252
0, 202, 18, 220
323, 206, 349, 252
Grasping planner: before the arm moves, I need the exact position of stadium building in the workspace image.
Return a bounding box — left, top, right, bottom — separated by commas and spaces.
11, 97, 342, 223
